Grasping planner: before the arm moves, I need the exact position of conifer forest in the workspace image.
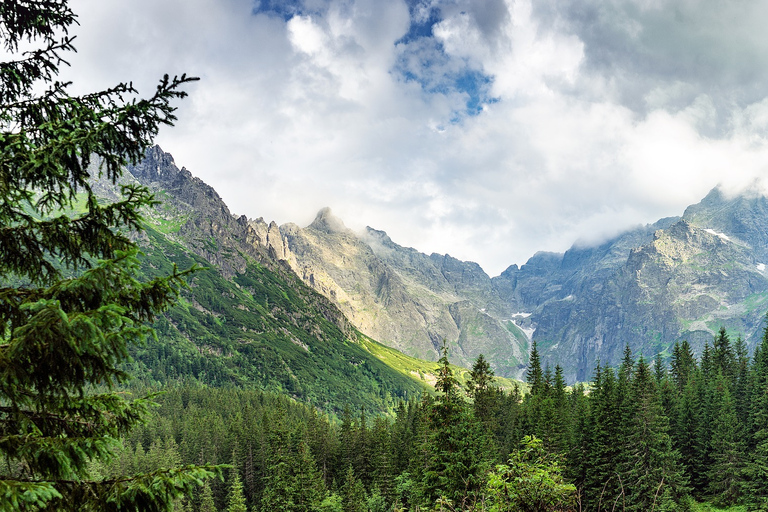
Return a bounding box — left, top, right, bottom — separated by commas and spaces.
98, 327, 768, 511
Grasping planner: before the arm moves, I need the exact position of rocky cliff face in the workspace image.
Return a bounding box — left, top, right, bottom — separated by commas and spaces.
494, 193, 768, 382
274, 209, 528, 376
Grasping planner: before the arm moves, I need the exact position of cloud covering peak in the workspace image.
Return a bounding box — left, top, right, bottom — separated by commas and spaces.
64, 0, 768, 275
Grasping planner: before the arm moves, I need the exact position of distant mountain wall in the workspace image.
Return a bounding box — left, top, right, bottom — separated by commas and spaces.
127, 146, 768, 384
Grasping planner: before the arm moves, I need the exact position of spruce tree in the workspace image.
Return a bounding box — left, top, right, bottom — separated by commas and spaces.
226, 467, 247, 512
550, 365, 571, 455
200, 481, 217, 512
0, 1, 218, 510
292, 439, 325, 512
467, 353, 498, 423
670, 340, 696, 391
341, 465, 366, 512
707, 374, 744, 506
744, 375, 768, 509
526, 341, 544, 395
674, 379, 705, 494
418, 342, 490, 508
582, 365, 623, 511
744, 320, 768, 508
625, 357, 688, 511
712, 327, 735, 379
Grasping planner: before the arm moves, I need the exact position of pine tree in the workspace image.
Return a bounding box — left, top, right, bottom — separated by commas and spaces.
467, 353, 498, 423
341, 466, 366, 512
625, 357, 688, 511
259, 409, 295, 512
713, 327, 735, 379
744, 320, 768, 508
674, 378, 705, 494
418, 342, 491, 508
226, 467, 247, 512
581, 364, 622, 511
550, 365, 571, 454
292, 439, 325, 512
0, 1, 218, 510
744, 375, 768, 509
526, 341, 544, 395
707, 374, 745, 506
200, 481, 217, 512
670, 340, 696, 391
654, 352, 666, 384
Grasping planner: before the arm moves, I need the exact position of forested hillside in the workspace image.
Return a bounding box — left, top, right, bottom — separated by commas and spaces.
112, 323, 768, 511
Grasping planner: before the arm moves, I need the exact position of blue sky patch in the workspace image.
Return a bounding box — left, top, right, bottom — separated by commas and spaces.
252, 0, 321, 21
394, 36, 496, 119
397, 0, 442, 45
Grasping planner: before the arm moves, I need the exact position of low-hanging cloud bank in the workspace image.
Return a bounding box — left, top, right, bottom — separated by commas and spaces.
63, 0, 768, 276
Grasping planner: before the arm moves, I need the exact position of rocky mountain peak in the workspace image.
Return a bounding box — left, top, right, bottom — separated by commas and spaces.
364, 227, 395, 246
309, 207, 349, 234
127, 145, 180, 183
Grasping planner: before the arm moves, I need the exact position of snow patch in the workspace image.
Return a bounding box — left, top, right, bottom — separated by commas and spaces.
509, 312, 535, 341
705, 228, 731, 241
758, 263, 766, 272
520, 326, 536, 340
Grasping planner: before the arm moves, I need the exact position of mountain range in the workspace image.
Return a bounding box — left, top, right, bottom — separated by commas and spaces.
123, 146, 768, 385
91, 146, 521, 414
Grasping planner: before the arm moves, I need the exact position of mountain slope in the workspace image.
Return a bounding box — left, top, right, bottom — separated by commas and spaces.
113, 146, 522, 411
112, 148, 435, 412
124, 147, 768, 385
494, 190, 768, 381
277, 209, 528, 377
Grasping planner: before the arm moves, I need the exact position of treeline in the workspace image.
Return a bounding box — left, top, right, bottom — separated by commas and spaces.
109, 325, 768, 511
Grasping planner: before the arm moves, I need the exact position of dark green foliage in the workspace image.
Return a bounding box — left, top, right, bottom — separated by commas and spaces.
713, 327, 736, 378
625, 357, 688, 511
416, 344, 492, 509
110, 329, 768, 511
526, 341, 544, 395
341, 466, 366, 512
0, 1, 222, 509
466, 353, 496, 420
486, 436, 575, 512
200, 481, 216, 512
706, 375, 744, 505
670, 340, 697, 390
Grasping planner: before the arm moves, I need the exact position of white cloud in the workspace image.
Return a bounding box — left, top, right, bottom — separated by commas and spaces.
59, 0, 768, 276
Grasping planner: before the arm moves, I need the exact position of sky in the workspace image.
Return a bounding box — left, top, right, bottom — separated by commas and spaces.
61, 0, 768, 276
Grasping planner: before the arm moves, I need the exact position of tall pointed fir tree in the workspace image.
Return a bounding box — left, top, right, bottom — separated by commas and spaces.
526, 341, 544, 395
707, 374, 744, 506
199, 481, 217, 512
744, 319, 768, 508
0, 1, 220, 510
670, 340, 696, 391
625, 357, 688, 511
226, 466, 247, 512
418, 342, 490, 509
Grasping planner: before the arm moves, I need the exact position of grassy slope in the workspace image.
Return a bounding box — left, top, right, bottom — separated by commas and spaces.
356, 333, 527, 394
